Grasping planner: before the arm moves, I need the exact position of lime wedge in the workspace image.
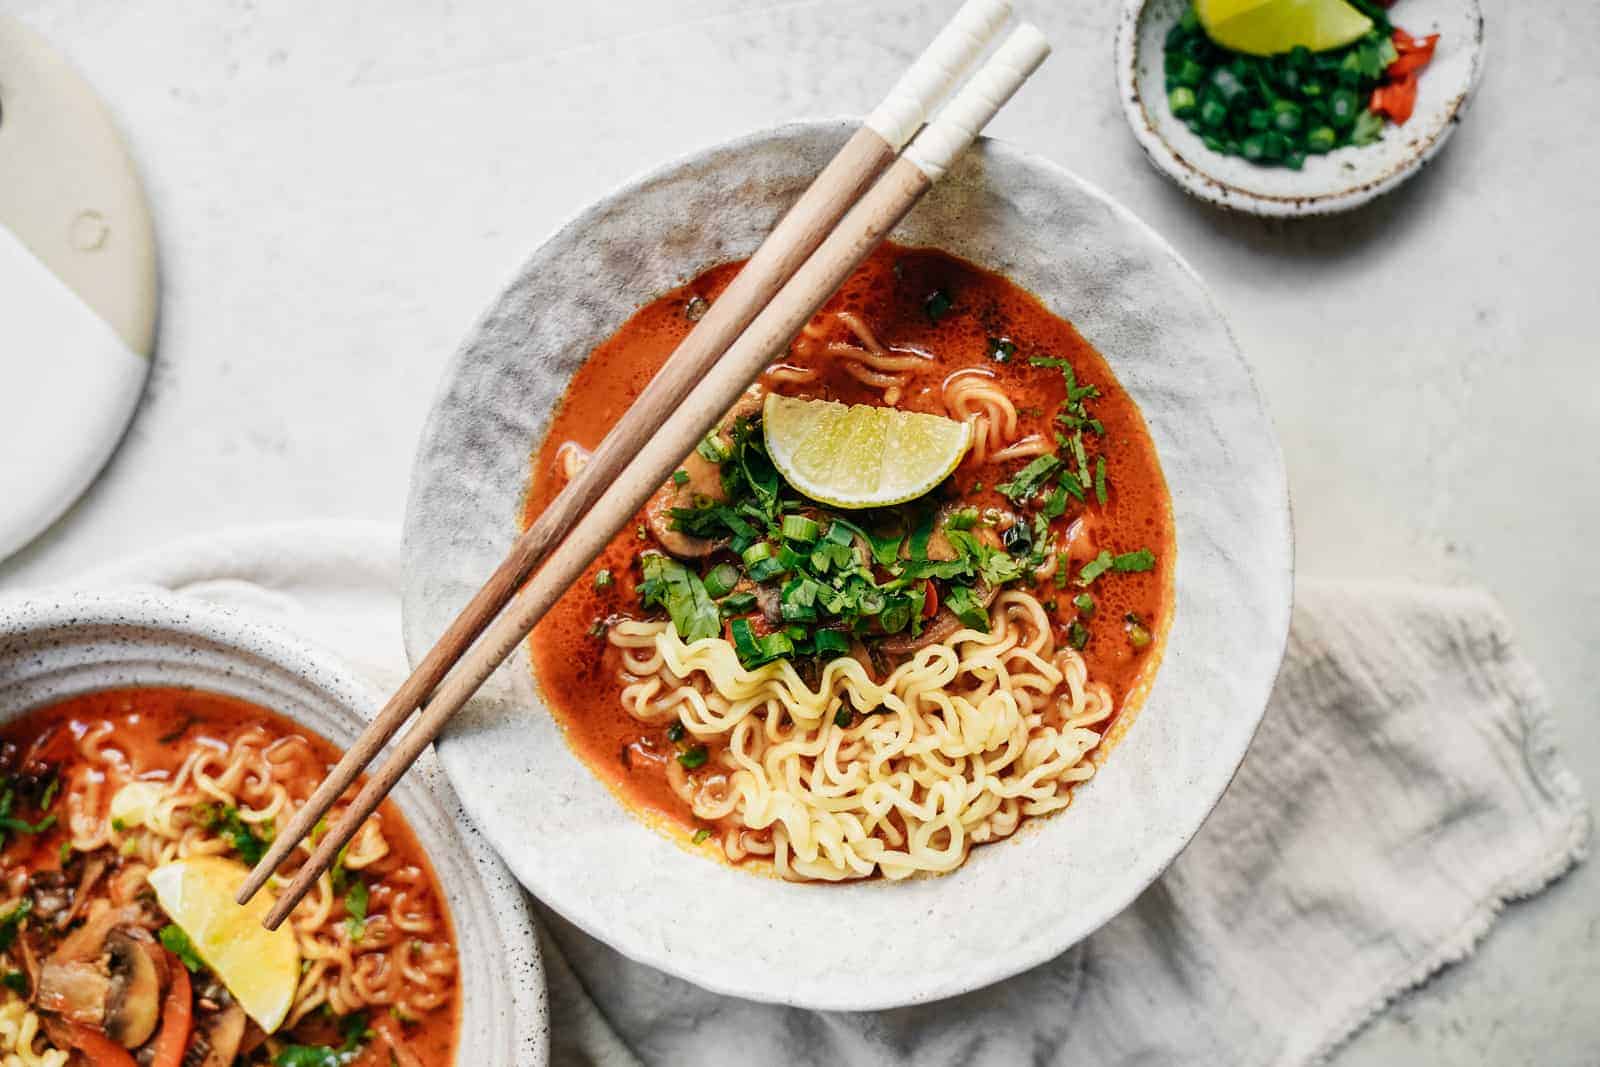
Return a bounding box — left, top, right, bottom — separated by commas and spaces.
148, 857, 301, 1033
762, 393, 970, 509
1196, 0, 1373, 55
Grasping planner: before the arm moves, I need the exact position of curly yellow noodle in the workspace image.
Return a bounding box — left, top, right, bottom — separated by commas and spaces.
609, 590, 1113, 881
0, 996, 67, 1067
64, 724, 456, 1027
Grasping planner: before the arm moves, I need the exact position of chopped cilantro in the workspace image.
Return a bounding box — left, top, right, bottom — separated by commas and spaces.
273, 1013, 371, 1067
638, 554, 720, 643
195, 805, 270, 866
1112, 549, 1157, 573
996, 455, 1062, 505
1077, 550, 1115, 586
159, 924, 205, 973
944, 586, 990, 631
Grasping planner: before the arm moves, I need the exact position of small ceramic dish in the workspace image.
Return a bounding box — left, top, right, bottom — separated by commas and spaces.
1115, 0, 1486, 216
402, 119, 1292, 1010
0, 591, 549, 1065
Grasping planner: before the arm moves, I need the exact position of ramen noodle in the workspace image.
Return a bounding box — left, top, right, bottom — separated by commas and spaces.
528, 244, 1174, 881
0, 688, 458, 1064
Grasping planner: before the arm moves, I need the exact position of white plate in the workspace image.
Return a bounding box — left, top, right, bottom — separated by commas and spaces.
0, 17, 158, 561
0, 592, 549, 1065
401, 119, 1293, 1010
1115, 0, 1486, 216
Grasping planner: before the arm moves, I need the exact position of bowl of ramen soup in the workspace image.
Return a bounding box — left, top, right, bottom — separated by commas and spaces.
404, 119, 1292, 1009
0, 593, 547, 1065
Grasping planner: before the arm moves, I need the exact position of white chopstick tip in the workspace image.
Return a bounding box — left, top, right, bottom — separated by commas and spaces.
904, 22, 1051, 182
865, 0, 1014, 151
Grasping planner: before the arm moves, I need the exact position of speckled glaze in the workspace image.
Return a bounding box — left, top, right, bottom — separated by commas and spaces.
0, 592, 548, 1066
401, 119, 1293, 1010
1115, 0, 1486, 217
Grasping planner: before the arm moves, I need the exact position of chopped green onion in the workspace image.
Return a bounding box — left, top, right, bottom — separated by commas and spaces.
813, 630, 849, 656
988, 337, 1018, 363
1073, 593, 1095, 616
718, 591, 757, 615
672, 469, 690, 487
781, 514, 820, 543
593, 569, 614, 590
677, 745, 709, 770
834, 708, 853, 728
696, 431, 731, 464
1126, 613, 1153, 650
741, 542, 773, 566
665, 721, 685, 743
925, 289, 953, 322
703, 563, 740, 599
691, 828, 711, 844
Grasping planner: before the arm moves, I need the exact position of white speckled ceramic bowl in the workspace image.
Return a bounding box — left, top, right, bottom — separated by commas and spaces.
402, 119, 1293, 1010
1116, 0, 1486, 216
0, 592, 548, 1065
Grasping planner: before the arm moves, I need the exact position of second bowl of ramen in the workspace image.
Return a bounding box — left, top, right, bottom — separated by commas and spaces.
403, 119, 1292, 1008
0, 592, 547, 1065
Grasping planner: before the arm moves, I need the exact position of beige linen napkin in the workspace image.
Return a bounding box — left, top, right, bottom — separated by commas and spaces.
69, 520, 1588, 1067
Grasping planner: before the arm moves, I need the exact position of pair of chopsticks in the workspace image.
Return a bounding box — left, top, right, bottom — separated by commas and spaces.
241, 0, 1050, 928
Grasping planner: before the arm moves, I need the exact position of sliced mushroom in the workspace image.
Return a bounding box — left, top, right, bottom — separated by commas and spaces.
104, 927, 164, 1048
193, 999, 247, 1067
642, 387, 765, 559
34, 958, 108, 1025
644, 449, 727, 558
51, 901, 142, 964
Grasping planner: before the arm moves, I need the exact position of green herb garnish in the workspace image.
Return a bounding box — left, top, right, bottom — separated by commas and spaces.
344, 878, 369, 942
159, 923, 205, 973
638, 554, 720, 643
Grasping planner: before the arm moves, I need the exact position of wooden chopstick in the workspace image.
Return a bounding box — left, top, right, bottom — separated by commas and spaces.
237, 0, 1014, 911
259, 24, 1051, 930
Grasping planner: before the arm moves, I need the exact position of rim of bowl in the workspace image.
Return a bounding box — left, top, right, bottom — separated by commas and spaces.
1113, 0, 1487, 217
403, 116, 1294, 1009
0, 589, 549, 1065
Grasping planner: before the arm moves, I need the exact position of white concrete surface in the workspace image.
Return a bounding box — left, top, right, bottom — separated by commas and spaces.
3, 0, 1595, 1061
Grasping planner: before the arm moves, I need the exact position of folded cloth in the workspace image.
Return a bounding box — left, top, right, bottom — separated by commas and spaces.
65, 520, 1588, 1067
